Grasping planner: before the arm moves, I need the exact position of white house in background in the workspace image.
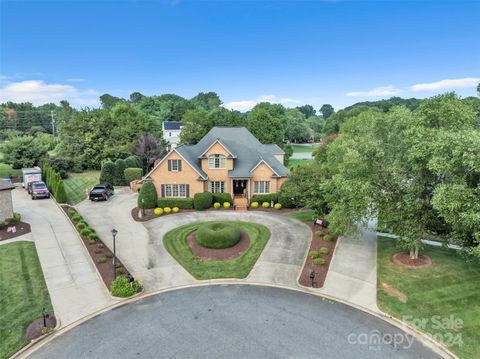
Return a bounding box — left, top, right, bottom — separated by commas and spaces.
162, 121, 183, 149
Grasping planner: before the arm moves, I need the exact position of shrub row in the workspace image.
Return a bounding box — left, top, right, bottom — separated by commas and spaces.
100, 155, 143, 186
251, 194, 278, 203
212, 192, 232, 205
43, 161, 67, 203
154, 207, 180, 215
69, 207, 100, 242
157, 198, 194, 209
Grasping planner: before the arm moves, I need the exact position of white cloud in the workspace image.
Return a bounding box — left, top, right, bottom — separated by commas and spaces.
0, 80, 99, 107
409, 77, 480, 92
224, 95, 301, 111
346, 85, 401, 97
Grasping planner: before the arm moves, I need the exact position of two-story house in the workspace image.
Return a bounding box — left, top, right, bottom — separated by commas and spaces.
145, 127, 288, 202
162, 121, 183, 149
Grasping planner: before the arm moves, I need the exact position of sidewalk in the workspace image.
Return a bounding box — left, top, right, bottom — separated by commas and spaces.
12, 188, 114, 327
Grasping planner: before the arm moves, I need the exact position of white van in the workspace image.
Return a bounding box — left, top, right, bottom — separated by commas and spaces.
22, 167, 42, 188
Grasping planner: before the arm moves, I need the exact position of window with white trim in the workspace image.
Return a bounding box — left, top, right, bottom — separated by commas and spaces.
168, 159, 181, 172
254, 181, 270, 194
208, 154, 226, 169
165, 184, 187, 198
208, 181, 226, 193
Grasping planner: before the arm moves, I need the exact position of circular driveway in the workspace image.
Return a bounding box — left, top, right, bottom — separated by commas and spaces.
31, 285, 440, 359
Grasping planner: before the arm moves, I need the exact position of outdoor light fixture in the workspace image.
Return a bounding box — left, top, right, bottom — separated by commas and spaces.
112, 228, 118, 280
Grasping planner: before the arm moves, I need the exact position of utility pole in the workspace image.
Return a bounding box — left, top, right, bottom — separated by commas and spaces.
50, 110, 55, 138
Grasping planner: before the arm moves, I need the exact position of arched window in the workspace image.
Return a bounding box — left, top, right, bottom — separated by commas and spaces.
208, 154, 226, 169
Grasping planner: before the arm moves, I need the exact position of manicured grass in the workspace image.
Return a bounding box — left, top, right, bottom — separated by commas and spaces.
292, 144, 318, 153
0, 163, 22, 178
285, 209, 316, 222
63, 171, 100, 204
377, 237, 480, 359
0, 242, 53, 359
163, 221, 270, 279
288, 158, 312, 169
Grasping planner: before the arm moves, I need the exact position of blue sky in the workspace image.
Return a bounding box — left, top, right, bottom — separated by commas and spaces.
0, 0, 479, 111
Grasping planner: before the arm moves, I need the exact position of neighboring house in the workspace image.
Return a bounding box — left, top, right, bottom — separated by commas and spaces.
0, 179, 15, 223
145, 127, 288, 201
162, 121, 183, 149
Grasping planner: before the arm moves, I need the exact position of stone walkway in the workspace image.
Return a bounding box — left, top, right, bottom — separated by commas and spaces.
12, 187, 114, 327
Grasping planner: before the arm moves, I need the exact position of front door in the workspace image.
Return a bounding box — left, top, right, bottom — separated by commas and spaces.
233, 179, 247, 196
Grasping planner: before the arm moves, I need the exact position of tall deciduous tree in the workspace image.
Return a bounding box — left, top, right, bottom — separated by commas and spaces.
191, 92, 222, 111
319, 104, 334, 119
133, 133, 166, 171
247, 107, 284, 145
296, 104, 316, 118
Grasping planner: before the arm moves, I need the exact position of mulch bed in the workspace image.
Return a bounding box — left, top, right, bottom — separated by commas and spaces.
187, 231, 250, 260
298, 224, 337, 288
62, 206, 129, 287
26, 315, 57, 341
0, 221, 31, 241
391, 252, 432, 269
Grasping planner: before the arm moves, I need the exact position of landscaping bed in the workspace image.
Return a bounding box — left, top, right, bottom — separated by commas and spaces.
163, 221, 270, 279
0, 221, 31, 241
187, 230, 250, 260
0, 242, 54, 359
377, 236, 480, 359
298, 224, 337, 288
62, 206, 130, 287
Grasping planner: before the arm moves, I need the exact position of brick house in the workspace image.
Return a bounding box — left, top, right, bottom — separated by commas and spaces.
144, 127, 288, 202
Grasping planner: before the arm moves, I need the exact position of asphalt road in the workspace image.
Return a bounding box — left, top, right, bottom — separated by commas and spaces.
30, 285, 441, 359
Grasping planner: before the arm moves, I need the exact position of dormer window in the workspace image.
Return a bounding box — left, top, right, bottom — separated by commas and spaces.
208, 154, 226, 169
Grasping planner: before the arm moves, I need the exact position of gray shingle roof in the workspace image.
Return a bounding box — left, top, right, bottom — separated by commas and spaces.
163, 121, 183, 130
177, 127, 288, 179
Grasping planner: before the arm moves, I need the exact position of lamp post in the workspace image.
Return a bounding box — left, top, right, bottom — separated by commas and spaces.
111, 228, 118, 280
141, 198, 145, 217
42, 308, 49, 327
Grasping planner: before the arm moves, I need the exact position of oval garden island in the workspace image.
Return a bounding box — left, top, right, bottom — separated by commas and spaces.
163, 220, 270, 279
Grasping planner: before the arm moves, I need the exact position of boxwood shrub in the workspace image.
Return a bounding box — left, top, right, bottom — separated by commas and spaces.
157, 198, 193, 209
313, 257, 326, 265
110, 275, 140, 297
76, 222, 87, 231
80, 228, 92, 237
323, 234, 333, 242
196, 222, 241, 249
251, 194, 278, 203
319, 247, 329, 255
138, 181, 157, 209
193, 192, 212, 210
212, 192, 232, 205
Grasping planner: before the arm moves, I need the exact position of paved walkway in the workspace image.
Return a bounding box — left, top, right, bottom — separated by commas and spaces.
12, 187, 114, 327
77, 190, 312, 291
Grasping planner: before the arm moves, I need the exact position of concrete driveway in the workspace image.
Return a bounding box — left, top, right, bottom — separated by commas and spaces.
76, 189, 311, 291
12, 187, 114, 327
29, 285, 442, 359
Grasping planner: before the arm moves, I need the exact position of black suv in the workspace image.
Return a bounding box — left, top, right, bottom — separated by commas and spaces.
89, 184, 114, 201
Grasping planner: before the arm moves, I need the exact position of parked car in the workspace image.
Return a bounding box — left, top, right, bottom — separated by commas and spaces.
30, 181, 50, 200
89, 184, 114, 201
1, 177, 13, 185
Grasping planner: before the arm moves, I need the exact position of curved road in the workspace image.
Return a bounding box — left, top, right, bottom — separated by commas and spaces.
30, 285, 440, 359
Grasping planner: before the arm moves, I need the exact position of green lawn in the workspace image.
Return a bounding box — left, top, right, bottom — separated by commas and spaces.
292, 144, 318, 153
288, 158, 312, 169
377, 237, 480, 359
163, 221, 270, 279
0, 242, 53, 359
285, 209, 316, 222
63, 171, 100, 205
0, 163, 22, 178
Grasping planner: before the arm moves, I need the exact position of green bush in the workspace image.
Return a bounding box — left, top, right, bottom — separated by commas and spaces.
214, 202, 221, 208
76, 222, 87, 231
278, 191, 296, 208
80, 228, 92, 237
173, 207, 179, 213
212, 192, 232, 205
157, 198, 193, 209
251, 194, 278, 203
72, 214, 82, 223
309, 250, 319, 259
315, 230, 322, 237
68, 208, 76, 216
138, 181, 158, 209
196, 222, 241, 249
164, 207, 172, 214
154, 208, 163, 215
194, 192, 212, 210
319, 247, 329, 255
274, 203, 282, 210
262, 202, 270, 208
5, 218, 16, 227
323, 234, 333, 242
223, 202, 231, 209
89, 232, 99, 241
55, 181, 68, 203
99, 161, 116, 185
251, 201, 259, 208
13, 212, 21, 223
125, 155, 143, 169
114, 159, 127, 186
110, 275, 140, 297
124, 167, 143, 182
313, 257, 326, 265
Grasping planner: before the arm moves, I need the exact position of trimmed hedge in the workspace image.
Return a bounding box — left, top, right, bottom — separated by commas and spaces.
124, 167, 143, 182
196, 222, 241, 249
100, 160, 115, 185
212, 192, 232, 205
194, 192, 212, 210
251, 194, 278, 203
157, 198, 194, 209
138, 181, 157, 209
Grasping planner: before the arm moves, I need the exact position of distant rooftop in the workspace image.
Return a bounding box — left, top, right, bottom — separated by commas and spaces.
163, 121, 183, 130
